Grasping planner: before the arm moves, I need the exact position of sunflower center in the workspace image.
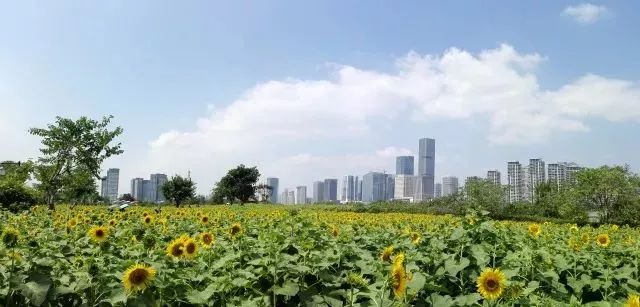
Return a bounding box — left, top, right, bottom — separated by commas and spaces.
186, 242, 196, 254
128, 268, 149, 285
203, 235, 212, 244
599, 237, 607, 243
202, 217, 208, 223
96, 229, 105, 238
145, 217, 151, 223
485, 279, 498, 290
171, 244, 184, 256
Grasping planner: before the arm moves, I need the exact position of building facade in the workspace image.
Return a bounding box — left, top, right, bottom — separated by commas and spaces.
417, 138, 435, 200
323, 179, 338, 202
394, 175, 415, 200
342, 175, 358, 202
150, 173, 168, 202
487, 170, 501, 185
266, 177, 279, 203
130, 178, 144, 201
548, 162, 582, 189
395, 156, 415, 175
526, 159, 545, 202
434, 182, 442, 198
442, 176, 459, 197
508, 161, 525, 203
312, 181, 324, 203
101, 168, 119, 201
296, 186, 307, 204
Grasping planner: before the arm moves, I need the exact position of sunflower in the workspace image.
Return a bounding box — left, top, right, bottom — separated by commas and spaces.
569, 225, 579, 232
109, 219, 116, 226
67, 218, 78, 228
477, 268, 506, 300
229, 223, 243, 237
581, 233, 590, 244
528, 223, 541, 238
625, 294, 640, 307
329, 225, 339, 237
390, 253, 408, 298
201, 215, 209, 224
380, 245, 394, 262
122, 263, 156, 293
143, 215, 153, 225
1, 227, 20, 247
183, 238, 198, 258
200, 232, 214, 248
410, 232, 421, 244
166, 237, 186, 259
596, 233, 611, 247
88, 226, 109, 243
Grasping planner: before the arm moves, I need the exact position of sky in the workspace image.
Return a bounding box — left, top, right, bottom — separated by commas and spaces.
1, 1, 639, 195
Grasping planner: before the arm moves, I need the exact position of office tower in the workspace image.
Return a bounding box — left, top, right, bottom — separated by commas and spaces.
396, 156, 415, 175
101, 168, 119, 201
435, 182, 442, 198
323, 179, 338, 202
394, 175, 415, 199
266, 177, 279, 203
442, 176, 459, 197
279, 189, 288, 204
130, 178, 144, 201
362, 172, 393, 202
487, 170, 501, 185
287, 190, 295, 204
150, 173, 168, 202
312, 181, 324, 203
508, 161, 524, 203
525, 159, 545, 202
342, 175, 358, 202
416, 138, 435, 200
357, 179, 362, 201
142, 180, 152, 202
296, 186, 307, 204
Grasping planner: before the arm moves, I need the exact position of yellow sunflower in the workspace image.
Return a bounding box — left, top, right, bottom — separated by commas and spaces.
88, 226, 109, 243
477, 268, 506, 300
67, 218, 78, 228
229, 223, 243, 238
390, 253, 408, 298
1, 227, 20, 247
183, 238, 198, 258
528, 223, 541, 238
625, 294, 640, 307
200, 215, 209, 224
200, 232, 214, 248
166, 237, 186, 259
122, 263, 156, 293
380, 245, 394, 262
109, 219, 116, 226
143, 215, 153, 225
329, 225, 339, 237
581, 233, 590, 244
410, 232, 421, 244
596, 233, 611, 247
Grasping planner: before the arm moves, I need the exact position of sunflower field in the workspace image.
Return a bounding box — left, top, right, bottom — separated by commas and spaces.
1, 205, 639, 306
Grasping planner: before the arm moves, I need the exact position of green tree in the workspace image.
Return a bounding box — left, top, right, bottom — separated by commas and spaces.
463, 179, 506, 215
59, 167, 100, 204
574, 165, 639, 224
29, 115, 123, 209
0, 161, 38, 211
120, 193, 135, 202
212, 165, 260, 205
162, 175, 196, 207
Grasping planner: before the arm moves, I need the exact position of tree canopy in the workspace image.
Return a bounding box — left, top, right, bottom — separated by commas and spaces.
162, 175, 196, 207
212, 165, 260, 205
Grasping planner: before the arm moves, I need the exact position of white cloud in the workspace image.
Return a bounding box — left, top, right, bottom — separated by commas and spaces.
563, 3, 607, 24
376, 147, 413, 157
148, 44, 640, 190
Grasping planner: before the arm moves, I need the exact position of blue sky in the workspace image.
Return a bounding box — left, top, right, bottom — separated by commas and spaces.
1, 1, 639, 194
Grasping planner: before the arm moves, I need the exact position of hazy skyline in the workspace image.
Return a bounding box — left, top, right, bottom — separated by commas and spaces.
2, 1, 640, 194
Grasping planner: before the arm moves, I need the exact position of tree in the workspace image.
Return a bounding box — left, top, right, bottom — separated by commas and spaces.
574, 165, 639, 224
0, 161, 38, 212
256, 183, 273, 203
29, 115, 123, 209
59, 167, 100, 204
463, 179, 506, 215
120, 193, 135, 202
212, 165, 260, 205
162, 175, 196, 207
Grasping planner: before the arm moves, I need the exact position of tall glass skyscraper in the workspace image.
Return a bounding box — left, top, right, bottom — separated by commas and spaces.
323, 179, 338, 202
416, 138, 435, 200
266, 177, 279, 203
395, 156, 414, 175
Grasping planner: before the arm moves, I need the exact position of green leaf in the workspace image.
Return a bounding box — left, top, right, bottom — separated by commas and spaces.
19, 280, 51, 306
186, 284, 218, 304
273, 282, 299, 297
408, 272, 426, 293
453, 293, 482, 306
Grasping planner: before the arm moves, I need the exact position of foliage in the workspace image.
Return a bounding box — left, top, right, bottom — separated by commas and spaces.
119, 194, 135, 202
212, 165, 260, 205
0, 205, 638, 306
255, 183, 273, 203
29, 115, 123, 209
463, 179, 506, 215
161, 175, 196, 207
0, 161, 38, 212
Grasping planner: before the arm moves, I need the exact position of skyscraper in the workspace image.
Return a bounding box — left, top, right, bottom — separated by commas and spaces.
323, 179, 338, 202
266, 177, 279, 203
508, 161, 524, 203
150, 173, 168, 202
130, 178, 144, 201
416, 138, 435, 200
362, 172, 393, 202
312, 181, 324, 203
548, 162, 582, 189
342, 175, 358, 202
101, 168, 119, 201
394, 175, 415, 199
442, 176, 459, 197
395, 156, 415, 175
487, 170, 501, 185
296, 186, 307, 204
287, 190, 295, 204
526, 159, 545, 202
434, 182, 442, 198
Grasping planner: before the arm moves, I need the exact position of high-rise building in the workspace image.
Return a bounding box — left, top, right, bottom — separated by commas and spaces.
394, 175, 415, 199
323, 179, 338, 202
357, 179, 362, 201
101, 168, 119, 201
548, 162, 582, 189
296, 186, 307, 204
130, 178, 144, 201
525, 159, 545, 202
312, 181, 324, 203
279, 189, 288, 204
442, 176, 459, 197
266, 177, 279, 203
508, 161, 525, 203
342, 175, 358, 202
142, 180, 152, 202
287, 190, 295, 204
416, 138, 435, 200
487, 170, 501, 185
362, 172, 393, 202
150, 173, 168, 202
434, 182, 442, 198
396, 156, 415, 175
